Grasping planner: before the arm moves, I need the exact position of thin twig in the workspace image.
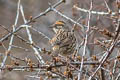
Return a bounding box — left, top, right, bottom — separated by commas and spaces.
0, 0, 64, 42
78, 1, 93, 80
73, 5, 115, 15
20, 4, 45, 64
0, 0, 21, 71
50, 7, 84, 31
88, 14, 120, 80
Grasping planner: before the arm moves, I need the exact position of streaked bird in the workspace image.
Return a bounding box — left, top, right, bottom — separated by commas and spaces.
49, 21, 77, 56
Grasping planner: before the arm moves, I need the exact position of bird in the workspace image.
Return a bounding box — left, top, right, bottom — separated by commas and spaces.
49, 21, 77, 56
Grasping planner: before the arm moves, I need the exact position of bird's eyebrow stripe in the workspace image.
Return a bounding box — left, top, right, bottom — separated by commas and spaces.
55, 21, 65, 25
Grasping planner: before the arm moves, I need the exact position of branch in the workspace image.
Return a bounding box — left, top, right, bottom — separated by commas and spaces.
20, 4, 45, 64
0, 0, 21, 71
0, 0, 65, 42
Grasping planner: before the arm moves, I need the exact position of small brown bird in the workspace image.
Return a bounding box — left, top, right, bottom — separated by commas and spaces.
49, 21, 77, 56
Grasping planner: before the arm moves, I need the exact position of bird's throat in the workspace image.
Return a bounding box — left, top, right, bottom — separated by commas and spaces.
53, 28, 59, 34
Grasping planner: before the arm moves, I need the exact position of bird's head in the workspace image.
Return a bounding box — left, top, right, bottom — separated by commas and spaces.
51, 21, 66, 33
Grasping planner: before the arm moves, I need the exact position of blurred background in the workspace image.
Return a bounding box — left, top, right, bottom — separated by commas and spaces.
0, 0, 117, 80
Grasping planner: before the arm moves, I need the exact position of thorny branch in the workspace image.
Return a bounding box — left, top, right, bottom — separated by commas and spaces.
78, 1, 93, 80
88, 3, 120, 80
0, 0, 65, 42
0, 0, 21, 71
20, 4, 45, 64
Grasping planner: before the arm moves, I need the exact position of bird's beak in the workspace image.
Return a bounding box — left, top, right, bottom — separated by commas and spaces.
49, 24, 55, 28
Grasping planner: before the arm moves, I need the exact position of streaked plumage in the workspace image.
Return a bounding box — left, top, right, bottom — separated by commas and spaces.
49, 21, 76, 56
